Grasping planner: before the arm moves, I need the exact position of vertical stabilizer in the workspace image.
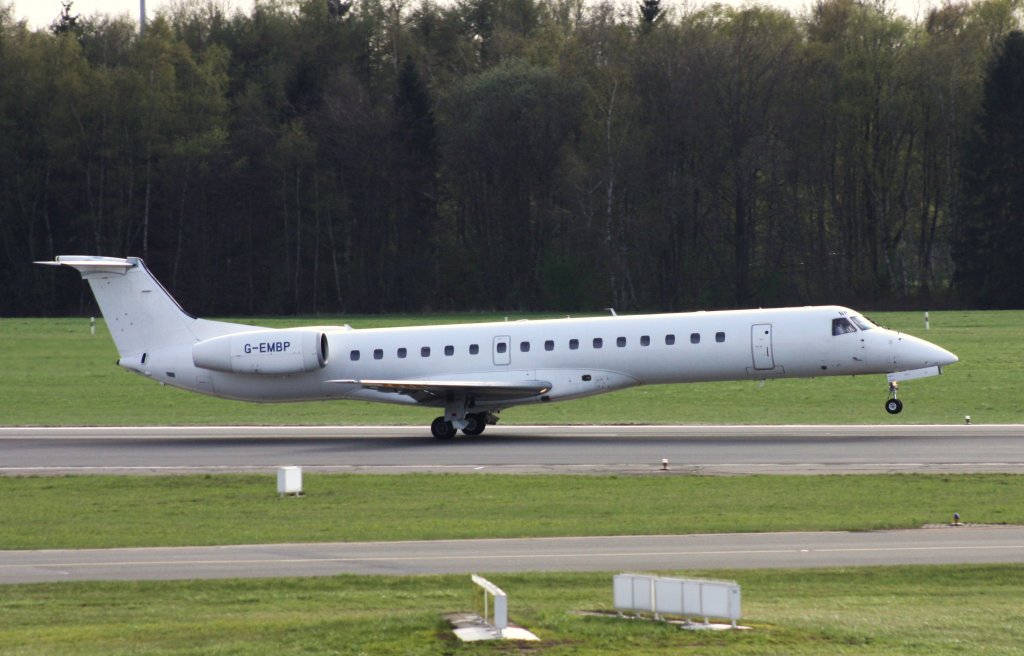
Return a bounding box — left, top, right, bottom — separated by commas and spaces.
38, 255, 250, 357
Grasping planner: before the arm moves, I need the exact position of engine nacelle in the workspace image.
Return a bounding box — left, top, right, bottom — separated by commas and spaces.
192, 329, 329, 375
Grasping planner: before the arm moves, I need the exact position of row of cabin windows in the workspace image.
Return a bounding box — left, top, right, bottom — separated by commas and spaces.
349, 331, 728, 361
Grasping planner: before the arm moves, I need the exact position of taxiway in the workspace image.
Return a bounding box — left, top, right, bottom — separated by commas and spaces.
3, 526, 1023, 584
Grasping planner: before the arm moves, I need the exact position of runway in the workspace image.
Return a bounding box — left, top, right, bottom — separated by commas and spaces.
2, 424, 1023, 475
3, 526, 1022, 584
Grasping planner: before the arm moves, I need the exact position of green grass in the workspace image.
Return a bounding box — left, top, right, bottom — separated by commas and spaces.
2, 310, 1020, 426
2, 566, 1022, 655
4, 312, 1020, 654
2, 473, 1020, 550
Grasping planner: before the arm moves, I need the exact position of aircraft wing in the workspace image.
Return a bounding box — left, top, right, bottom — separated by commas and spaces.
328, 378, 552, 403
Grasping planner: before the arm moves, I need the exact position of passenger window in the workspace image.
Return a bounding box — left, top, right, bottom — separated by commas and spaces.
691, 333, 700, 344
569, 339, 579, 350
397, 347, 407, 359
444, 345, 454, 356
641, 335, 650, 346
421, 346, 430, 357
373, 348, 383, 360
497, 342, 507, 354
593, 338, 603, 349
350, 350, 360, 361
520, 341, 530, 352
665, 334, 675, 345
469, 344, 479, 355
617, 337, 626, 347
716, 332, 725, 343
545, 340, 554, 351
832, 318, 857, 335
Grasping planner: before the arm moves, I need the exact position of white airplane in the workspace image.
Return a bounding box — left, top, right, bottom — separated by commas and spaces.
39, 255, 958, 438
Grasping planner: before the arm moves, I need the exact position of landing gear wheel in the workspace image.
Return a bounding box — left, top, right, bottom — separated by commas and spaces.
462, 413, 487, 436
885, 398, 903, 415
431, 416, 457, 439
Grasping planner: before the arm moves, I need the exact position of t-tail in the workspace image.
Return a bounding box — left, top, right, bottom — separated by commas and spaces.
40, 256, 331, 400
37, 255, 256, 360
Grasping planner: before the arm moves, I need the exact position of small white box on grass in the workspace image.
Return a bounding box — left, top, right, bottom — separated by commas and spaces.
277, 466, 303, 496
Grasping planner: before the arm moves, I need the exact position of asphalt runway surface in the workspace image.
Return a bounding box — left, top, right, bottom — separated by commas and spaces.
4, 527, 1024, 584
3, 424, 1022, 583
2, 424, 1023, 475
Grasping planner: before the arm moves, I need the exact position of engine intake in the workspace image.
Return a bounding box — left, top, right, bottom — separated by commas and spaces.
193, 329, 329, 374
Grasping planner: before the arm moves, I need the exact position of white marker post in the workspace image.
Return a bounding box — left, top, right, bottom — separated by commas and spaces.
471, 575, 507, 631
277, 466, 303, 496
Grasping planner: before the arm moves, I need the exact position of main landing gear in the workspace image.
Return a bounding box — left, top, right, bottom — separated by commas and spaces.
885, 380, 903, 414
431, 392, 498, 438
431, 412, 493, 439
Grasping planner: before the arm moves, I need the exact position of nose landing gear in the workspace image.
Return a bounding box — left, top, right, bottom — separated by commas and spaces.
885, 381, 903, 414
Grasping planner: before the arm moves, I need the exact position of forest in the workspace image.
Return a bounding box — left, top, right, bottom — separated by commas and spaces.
1, 0, 1023, 316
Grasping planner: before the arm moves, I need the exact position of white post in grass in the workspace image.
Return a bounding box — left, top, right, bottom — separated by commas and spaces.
277, 466, 302, 496
471, 575, 508, 630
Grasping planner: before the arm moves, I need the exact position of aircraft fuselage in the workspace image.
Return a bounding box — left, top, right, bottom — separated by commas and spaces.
123, 306, 951, 410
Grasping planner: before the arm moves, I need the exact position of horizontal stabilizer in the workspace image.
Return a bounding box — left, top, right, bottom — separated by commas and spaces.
35, 255, 135, 275
329, 378, 552, 402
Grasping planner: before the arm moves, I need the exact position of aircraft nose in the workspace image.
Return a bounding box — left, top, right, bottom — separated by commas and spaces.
894, 333, 958, 369
935, 346, 959, 367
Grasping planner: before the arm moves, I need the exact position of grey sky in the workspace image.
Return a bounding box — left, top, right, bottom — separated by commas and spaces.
7, 0, 251, 29
7, 0, 935, 32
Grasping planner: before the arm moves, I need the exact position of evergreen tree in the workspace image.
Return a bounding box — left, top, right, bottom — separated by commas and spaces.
955, 30, 1024, 307
639, 0, 661, 31
50, 1, 80, 37
327, 0, 352, 20
391, 56, 440, 309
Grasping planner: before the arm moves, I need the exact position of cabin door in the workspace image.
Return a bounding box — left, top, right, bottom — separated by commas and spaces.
751, 324, 775, 370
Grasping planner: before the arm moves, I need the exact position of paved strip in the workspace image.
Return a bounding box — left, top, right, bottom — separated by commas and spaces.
2, 527, 1022, 584
2, 425, 1022, 475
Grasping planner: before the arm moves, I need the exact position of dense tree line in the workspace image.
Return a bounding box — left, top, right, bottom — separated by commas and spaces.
1, 0, 1022, 316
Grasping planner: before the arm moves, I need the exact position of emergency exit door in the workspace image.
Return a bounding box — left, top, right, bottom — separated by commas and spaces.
493, 335, 511, 366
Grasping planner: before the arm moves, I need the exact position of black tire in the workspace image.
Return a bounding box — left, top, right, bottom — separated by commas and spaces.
885, 398, 903, 415
431, 416, 456, 439
462, 413, 487, 436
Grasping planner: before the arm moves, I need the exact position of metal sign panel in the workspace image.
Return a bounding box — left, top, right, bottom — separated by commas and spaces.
613, 574, 741, 622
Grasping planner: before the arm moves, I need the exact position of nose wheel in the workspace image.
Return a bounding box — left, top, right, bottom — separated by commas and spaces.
885, 381, 903, 414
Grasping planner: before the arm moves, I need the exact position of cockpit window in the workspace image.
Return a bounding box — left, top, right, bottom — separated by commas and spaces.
832, 317, 858, 335
850, 316, 874, 331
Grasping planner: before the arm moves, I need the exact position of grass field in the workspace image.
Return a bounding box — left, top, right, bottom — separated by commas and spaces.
3, 311, 1021, 654
2, 566, 1023, 655
2, 473, 1020, 550
2, 310, 1022, 426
